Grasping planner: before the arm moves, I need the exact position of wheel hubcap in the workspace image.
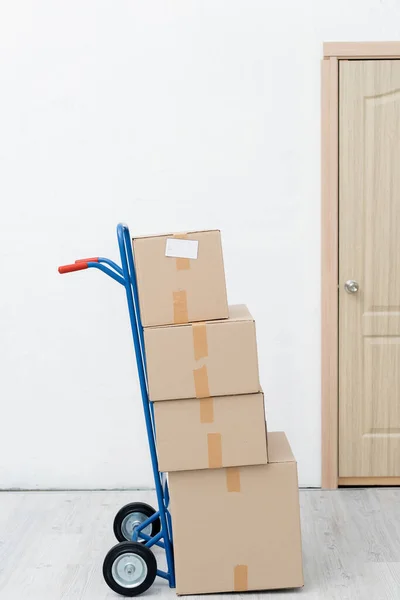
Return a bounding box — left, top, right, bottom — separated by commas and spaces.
111, 553, 148, 588
121, 512, 152, 541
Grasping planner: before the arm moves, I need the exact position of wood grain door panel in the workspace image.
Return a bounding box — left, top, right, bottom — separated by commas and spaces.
339, 60, 400, 477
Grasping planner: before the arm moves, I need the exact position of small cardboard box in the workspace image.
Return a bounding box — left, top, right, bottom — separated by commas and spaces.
169, 432, 304, 595
132, 230, 228, 327
144, 305, 260, 402
154, 392, 268, 472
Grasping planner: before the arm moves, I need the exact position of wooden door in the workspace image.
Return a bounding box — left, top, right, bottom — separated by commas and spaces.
339, 60, 400, 477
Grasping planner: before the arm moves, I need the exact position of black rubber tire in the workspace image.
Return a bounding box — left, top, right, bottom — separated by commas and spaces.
103, 541, 157, 597
113, 502, 161, 543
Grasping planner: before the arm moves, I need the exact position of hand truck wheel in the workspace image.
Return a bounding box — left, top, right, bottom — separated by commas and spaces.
113, 502, 161, 543
103, 541, 157, 596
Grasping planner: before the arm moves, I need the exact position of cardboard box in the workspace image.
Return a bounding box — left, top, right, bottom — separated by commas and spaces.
154, 392, 268, 472
132, 230, 228, 327
169, 432, 304, 595
144, 304, 260, 401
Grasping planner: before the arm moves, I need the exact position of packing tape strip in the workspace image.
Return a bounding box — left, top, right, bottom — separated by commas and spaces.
234, 565, 248, 591
192, 322, 208, 360
207, 432, 222, 468
226, 467, 241, 492
199, 397, 214, 423
173, 290, 188, 324
193, 364, 210, 398
173, 233, 190, 270
176, 257, 190, 270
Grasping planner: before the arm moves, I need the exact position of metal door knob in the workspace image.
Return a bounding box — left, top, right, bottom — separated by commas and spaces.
344, 280, 359, 294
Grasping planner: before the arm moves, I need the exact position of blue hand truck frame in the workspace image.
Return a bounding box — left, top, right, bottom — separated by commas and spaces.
58, 223, 175, 594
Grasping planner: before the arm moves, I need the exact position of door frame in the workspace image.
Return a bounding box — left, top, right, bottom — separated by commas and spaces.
321, 42, 400, 489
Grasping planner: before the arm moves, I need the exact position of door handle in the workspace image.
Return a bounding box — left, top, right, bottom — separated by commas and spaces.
344, 280, 359, 294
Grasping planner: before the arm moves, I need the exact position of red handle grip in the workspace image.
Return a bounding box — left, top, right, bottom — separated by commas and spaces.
75, 257, 99, 263
58, 262, 88, 274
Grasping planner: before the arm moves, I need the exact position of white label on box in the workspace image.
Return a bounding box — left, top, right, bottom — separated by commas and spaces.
165, 238, 199, 259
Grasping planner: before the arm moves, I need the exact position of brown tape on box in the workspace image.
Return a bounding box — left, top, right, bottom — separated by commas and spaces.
192, 322, 208, 360
234, 565, 248, 591
207, 433, 222, 468
199, 397, 214, 423
173, 290, 188, 324
176, 257, 190, 270
173, 233, 190, 270
171, 234, 189, 320
193, 364, 210, 397
226, 467, 241, 492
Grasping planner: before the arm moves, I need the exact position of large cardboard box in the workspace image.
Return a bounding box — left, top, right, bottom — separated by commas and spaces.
169, 432, 304, 595
154, 392, 268, 472
132, 230, 228, 327
144, 305, 260, 401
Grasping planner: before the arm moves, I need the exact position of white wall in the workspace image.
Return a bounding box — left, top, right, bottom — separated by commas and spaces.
1, 1, 400, 489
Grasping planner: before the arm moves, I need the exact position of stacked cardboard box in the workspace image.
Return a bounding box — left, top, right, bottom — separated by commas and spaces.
133, 230, 304, 595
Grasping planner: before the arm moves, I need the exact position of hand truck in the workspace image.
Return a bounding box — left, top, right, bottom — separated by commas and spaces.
58, 223, 175, 597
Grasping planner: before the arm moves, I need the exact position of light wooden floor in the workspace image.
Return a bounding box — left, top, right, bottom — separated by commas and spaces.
0, 489, 400, 599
